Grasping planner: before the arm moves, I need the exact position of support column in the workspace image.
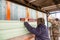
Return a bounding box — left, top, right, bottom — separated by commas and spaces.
25, 7, 30, 20
36, 11, 38, 18
6, 1, 10, 20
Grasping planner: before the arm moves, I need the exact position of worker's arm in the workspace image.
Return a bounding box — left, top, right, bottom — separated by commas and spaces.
24, 22, 42, 36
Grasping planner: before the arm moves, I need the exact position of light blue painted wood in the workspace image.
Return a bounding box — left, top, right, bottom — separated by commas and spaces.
0, 20, 37, 40
29, 9, 36, 19
0, 0, 6, 20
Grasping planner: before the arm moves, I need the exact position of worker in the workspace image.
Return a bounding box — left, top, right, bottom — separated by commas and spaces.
49, 18, 59, 40
24, 18, 50, 40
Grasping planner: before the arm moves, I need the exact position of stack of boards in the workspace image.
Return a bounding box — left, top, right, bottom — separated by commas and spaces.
0, 20, 37, 40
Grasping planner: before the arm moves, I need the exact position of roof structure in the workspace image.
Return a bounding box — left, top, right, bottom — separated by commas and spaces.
7, 0, 60, 13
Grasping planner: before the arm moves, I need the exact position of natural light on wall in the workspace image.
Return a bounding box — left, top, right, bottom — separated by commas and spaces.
56, 12, 60, 19
50, 11, 60, 19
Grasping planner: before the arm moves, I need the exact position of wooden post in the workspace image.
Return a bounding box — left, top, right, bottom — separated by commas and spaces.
42, 13, 44, 18
25, 7, 30, 20
36, 11, 38, 18
6, 1, 10, 20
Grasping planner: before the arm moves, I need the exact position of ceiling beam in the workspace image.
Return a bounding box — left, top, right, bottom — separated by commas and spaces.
7, 0, 46, 13
53, 0, 60, 5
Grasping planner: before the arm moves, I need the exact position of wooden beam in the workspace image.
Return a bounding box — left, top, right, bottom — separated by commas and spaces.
6, 1, 10, 20
26, 7, 30, 19
7, 0, 46, 13
36, 11, 38, 18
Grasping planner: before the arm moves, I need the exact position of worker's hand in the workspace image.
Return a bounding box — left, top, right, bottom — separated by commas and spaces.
25, 18, 28, 22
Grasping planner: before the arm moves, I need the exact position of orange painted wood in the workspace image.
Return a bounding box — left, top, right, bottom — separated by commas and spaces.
26, 7, 30, 19
6, 1, 10, 20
